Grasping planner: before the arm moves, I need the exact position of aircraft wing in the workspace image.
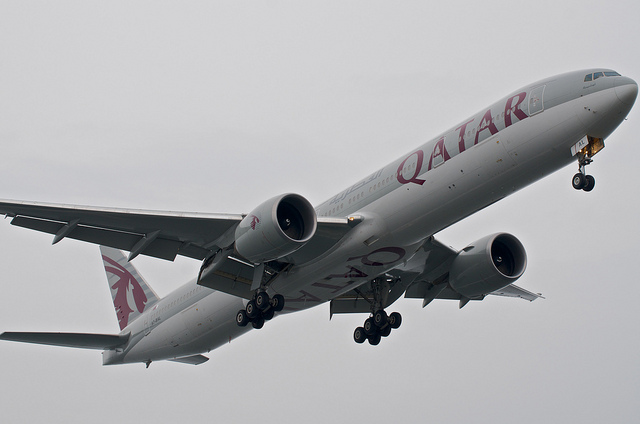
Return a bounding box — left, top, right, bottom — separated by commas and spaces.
329, 236, 541, 315
0, 332, 129, 350
0, 199, 353, 263
401, 236, 542, 306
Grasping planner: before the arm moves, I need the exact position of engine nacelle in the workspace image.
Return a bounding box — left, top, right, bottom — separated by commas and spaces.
234, 193, 317, 263
449, 233, 527, 298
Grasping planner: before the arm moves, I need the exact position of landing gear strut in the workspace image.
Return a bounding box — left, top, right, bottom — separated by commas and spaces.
352, 277, 402, 346
236, 292, 285, 329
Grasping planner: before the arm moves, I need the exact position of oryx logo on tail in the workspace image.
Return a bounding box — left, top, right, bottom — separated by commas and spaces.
99, 246, 160, 330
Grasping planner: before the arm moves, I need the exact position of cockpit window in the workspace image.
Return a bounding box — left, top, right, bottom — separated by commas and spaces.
584, 71, 621, 82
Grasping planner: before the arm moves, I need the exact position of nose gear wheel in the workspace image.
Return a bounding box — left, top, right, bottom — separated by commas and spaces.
572, 148, 597, 191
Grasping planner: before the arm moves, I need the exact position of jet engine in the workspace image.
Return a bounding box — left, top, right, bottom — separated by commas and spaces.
234, 193, 317, 263
449, 233, 527, 298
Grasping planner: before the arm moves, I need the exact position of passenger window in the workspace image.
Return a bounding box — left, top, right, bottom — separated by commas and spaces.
584, 74, 592, 82
593, 72, 604, 80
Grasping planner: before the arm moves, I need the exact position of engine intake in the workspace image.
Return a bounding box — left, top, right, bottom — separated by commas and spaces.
235, 193, 317, 263
449, 233, 527, 298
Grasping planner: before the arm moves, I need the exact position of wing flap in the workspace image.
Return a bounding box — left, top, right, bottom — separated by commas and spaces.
11, 215, 187, 261
198, 254, 255, 299
168, 354, 209, 365
489, 284, 543, 301
0, 332, 130, 350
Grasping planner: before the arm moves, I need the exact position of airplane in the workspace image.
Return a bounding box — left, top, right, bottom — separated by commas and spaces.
0, 68, 637, 366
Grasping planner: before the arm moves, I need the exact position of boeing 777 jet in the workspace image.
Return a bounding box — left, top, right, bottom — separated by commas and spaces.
0, 69, 636, 366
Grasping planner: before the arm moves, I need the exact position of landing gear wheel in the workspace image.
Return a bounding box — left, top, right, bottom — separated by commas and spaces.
583, 175, 595, 192
251, 316, 265, 329
379, 325, 392, 337
255, 292, 270, 311
271, 294, 285, 312
373, 310, 388, 328
368, 334, 381, 346
572, 173, 587, 190
363, 317, 377, 336
354, 327, 367, 344
262, 308, 275, 321
245, 300, 259, 319
388, 312, 402, 329
236, 310, 250, 327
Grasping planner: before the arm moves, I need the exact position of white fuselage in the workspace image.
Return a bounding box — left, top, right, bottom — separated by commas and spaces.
110, 69, 637, 364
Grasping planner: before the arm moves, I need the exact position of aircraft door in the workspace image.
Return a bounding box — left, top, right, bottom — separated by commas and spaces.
528, 85, 545, 116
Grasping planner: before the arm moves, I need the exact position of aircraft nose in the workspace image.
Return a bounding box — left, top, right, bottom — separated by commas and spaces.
614, 76, 638, 106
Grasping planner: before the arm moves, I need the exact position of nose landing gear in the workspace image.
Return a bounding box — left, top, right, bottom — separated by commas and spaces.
571, 136, 605, 192
572, 156, 596, 192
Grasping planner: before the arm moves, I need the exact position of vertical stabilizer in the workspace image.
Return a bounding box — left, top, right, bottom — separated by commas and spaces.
100, 246, 160, 330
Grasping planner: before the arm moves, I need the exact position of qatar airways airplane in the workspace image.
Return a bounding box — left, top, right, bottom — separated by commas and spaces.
0, 69, 637, 366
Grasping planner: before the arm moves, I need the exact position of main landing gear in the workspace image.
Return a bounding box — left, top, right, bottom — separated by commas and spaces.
235, 292, 285, 329
352, 276, 402, 345
353, 310, 402, 345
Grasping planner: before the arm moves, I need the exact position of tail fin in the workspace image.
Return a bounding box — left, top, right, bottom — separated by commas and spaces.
100, 246, 159, 330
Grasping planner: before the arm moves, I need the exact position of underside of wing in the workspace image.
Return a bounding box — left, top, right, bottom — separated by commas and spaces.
0, 199, 243, 261
0, 199, 360, 301
0, 331, 130, 350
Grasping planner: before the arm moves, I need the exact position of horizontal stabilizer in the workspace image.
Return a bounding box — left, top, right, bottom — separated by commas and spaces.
168, 354, 209, 365
0, 332, 129, 350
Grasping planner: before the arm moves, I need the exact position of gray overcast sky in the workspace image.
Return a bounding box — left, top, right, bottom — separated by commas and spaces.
1, 1, 639, 423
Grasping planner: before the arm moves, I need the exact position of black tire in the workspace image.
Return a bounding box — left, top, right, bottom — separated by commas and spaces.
583, 175, 595, 192
256, 292, 270, 311
389, 312, 402, 329
271, 294, 285, 312
572, 173, 586, 190
368, 334, 381, 346
236, 310, 249, 327
363, 317, 377, 336
354, 327, 367, 344
373, 310, 388, 327
245, 300, 259, 319
252, 316, 265, 329
262, 308, 275, 321
379, 325, 392, 337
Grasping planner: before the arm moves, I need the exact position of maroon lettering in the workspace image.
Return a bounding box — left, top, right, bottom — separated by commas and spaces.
396, 150, 426, 185
504, 92, 528, 128
455, 119, 474, 153
427, 137, 451, 170
474, 109, 499, 144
